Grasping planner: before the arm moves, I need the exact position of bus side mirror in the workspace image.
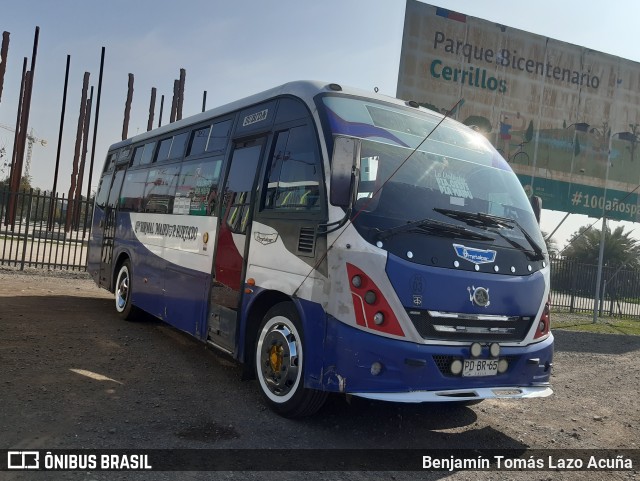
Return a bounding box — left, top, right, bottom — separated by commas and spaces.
530, 195, 542, 224
330, 137, 359, 207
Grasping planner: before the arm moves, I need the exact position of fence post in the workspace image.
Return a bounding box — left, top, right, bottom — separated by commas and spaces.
569, 260, 576, 313
19, 188, 33, 271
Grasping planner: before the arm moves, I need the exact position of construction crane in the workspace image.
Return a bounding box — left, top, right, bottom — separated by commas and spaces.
0, 122, 47, 179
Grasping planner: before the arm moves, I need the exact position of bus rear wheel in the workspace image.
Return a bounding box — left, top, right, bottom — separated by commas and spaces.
255, 302, 327, 417
114, 259, 135, 321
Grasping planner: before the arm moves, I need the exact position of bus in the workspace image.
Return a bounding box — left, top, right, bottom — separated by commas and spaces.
88, 81, 553, 417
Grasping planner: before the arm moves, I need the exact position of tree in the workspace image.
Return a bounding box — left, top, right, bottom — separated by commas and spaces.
562, 224, 640, 268
462, 115, 492, 134
541, 230, 559, 256
0, 174, 34, 191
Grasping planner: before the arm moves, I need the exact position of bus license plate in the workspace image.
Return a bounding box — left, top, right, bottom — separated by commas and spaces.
463, 359, 498, 377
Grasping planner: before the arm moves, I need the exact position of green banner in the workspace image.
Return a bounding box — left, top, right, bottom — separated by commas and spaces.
517, 175, 640, 222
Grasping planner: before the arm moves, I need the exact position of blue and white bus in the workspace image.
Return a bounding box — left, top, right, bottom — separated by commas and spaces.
88, 81, 553, 417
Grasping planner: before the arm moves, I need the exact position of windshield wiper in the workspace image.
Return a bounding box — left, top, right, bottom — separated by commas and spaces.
375, 218, 495, 242
433, 207, 545, 261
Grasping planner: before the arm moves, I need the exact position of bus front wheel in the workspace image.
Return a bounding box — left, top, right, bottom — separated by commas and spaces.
255, 302, 327, 417
114, 259, 135, 321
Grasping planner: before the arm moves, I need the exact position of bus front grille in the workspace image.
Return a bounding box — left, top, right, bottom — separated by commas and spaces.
407, 310, 534, 342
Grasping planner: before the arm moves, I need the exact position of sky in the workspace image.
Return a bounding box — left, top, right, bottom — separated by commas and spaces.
2, 0, 640, 248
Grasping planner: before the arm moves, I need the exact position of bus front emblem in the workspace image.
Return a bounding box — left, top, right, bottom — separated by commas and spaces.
468, 286, 490, 307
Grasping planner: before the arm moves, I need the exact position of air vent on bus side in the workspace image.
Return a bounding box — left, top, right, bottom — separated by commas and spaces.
297, 227, 316, 256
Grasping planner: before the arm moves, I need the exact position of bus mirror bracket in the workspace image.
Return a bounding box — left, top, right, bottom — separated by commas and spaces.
530, 195, 542, 224
317, 207, 352, 235
330, 137, 359, 208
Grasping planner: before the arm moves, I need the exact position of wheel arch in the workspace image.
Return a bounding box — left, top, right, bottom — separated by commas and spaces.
111, 251, 131, 292
239, 289, 292, 375
239, 288, 327, 393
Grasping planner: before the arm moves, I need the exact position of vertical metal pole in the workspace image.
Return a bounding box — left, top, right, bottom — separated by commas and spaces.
202, 90, 207, 112
170, 79, 178, 123
593, 215, 607, 323
5, 57, 26, 227
0, 31, 10, 102
86, 46, 105, 201
14, 26, 39, 184
593, 132, 614, 323
177, 68, 186, 121
147, 87, 156, 131
49, 54, 70, 230
13, 70, 32, 184
122, 73, 134, 140
75, 86, 93, 230
158, 95, 164, 128
66, 72, 89, 232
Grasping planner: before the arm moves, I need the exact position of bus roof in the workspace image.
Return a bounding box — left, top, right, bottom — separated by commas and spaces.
107, 80, 445, 151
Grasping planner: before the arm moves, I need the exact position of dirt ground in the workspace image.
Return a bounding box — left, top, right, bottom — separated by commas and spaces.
0, 267, 639, 481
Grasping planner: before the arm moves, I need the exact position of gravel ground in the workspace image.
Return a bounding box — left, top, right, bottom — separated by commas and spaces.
0, 267, 639, 481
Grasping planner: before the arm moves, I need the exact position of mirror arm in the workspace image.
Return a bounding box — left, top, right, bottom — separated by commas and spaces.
317, 208, 352, 235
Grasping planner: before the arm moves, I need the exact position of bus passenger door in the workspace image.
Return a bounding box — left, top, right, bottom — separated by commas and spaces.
208, 138, 265, 353
99, 165, 126, 289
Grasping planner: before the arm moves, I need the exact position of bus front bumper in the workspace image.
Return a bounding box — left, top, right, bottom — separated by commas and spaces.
349, 385, 552, 403
320, 315, 554, 400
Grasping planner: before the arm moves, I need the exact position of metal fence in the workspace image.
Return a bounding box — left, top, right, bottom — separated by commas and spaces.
0, 188, 93, 271
2, 188, 640, 318
550, 256, 640, 318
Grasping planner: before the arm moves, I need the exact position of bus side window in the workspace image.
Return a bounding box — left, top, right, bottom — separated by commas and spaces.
143, 164, 180, 214
131, 146, 144, 167
263, 125, 321, 211
103, 152, 118, 174
173, 156, 223, 215
155, 138, 172, 163
169, 132, 188, 159
95, 173, 113, 208
131, 141, 156, 167
119, 168, 150, 212
187, 126, 211, 157
206, 119, 232, 153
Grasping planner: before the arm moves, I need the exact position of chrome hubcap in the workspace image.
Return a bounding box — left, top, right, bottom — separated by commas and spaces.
116, 270, 129, 311
259, 323, 299, 397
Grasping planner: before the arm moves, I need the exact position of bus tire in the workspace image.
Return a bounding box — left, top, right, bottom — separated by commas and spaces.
114, 259, 135, 321
255, 302, 327, 417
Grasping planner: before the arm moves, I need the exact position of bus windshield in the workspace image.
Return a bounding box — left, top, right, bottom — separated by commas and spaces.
320, 95, 546, 254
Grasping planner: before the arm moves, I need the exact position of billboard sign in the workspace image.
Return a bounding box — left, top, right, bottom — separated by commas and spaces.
397, 0, 640, 221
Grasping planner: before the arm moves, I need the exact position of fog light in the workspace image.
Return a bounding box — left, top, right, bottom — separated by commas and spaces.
470, 342, 482, 358
490, 343, 500, 358
450, 359, 463, 375
373, 312, 384, 325
371, 362, 383, 376
365, 290, 377, 304
498, 359, 509, 373
351, 275, 362, 288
